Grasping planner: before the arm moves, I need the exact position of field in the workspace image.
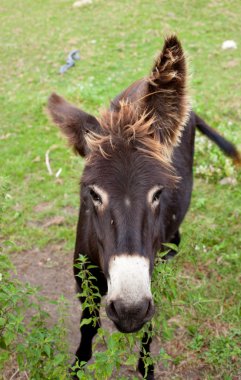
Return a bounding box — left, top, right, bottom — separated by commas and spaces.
0, 0, 240, 379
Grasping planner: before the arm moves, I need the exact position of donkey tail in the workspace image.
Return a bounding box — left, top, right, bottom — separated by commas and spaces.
195, 113, 241, 165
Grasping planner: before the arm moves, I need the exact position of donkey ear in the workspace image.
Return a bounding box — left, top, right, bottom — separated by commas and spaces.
146, 35, 190, 151
47, 93, 101, 156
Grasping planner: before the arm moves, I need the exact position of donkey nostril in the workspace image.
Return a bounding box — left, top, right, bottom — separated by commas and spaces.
106, 298, 154, 326
106, 301, 119, 322
144, 299, 155, 321
110, 301, 118, 317
146, 300, 152, 314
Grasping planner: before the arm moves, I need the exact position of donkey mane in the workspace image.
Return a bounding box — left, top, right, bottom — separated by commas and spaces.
85, 100, 178, 180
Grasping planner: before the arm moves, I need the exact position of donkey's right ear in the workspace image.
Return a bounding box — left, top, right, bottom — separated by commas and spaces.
47, 93, 101, 157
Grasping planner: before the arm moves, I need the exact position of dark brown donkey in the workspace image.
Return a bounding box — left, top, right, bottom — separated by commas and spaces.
48, 36, 240, 379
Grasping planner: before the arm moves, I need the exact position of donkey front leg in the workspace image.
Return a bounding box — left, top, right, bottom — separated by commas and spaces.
72, 262, 107, 375
75, 299, 101, 365
137, 326, 155, 380
71, 299, 101, 380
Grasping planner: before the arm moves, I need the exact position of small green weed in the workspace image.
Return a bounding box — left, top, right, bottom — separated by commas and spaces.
0, 252, 71, 380
71, 254, 175, 379
204, 331, 241, 369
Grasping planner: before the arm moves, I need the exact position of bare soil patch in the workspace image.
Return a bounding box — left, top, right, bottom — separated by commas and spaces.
11, 244, 80, 353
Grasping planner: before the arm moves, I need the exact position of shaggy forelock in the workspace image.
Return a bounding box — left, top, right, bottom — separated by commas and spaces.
85, 101, 178, 179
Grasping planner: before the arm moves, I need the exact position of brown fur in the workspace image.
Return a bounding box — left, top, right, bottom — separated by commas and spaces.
86, 101, 174, 171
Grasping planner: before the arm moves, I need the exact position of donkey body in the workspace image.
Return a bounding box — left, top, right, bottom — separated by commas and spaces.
48, 36, 239, 379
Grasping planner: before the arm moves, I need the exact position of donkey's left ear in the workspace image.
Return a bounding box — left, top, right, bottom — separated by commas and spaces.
47, 93, 101, 157
146, 35, 190, 152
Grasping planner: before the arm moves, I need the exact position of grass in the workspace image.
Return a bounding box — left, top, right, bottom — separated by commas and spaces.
0, 0, 240, 378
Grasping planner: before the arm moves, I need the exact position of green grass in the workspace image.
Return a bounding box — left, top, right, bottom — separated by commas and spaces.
0, 0, 240, 378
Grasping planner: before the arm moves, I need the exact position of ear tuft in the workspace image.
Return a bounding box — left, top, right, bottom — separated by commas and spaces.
150, 35, 186, 87
47, 93, 101, 157
48, 92, 63, 104
47, 93, 69, 125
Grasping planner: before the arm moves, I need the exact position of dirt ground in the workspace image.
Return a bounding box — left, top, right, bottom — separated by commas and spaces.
11, 244, 80, 354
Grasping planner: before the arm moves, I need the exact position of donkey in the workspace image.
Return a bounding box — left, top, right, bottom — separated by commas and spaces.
48, 36, 240, 379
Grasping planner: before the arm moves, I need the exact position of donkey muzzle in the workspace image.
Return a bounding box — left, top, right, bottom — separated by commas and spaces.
106, 254, 154, 332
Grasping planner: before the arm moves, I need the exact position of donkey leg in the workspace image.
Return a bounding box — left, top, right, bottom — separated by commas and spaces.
75, 300, 101, 364
162, 229, 181, 260
70, 301, 101, 380
72, 263, 107, 373
137, 326, 155, 380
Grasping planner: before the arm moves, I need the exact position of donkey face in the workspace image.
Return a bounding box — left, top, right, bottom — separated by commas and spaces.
81, 145, 176, 332
48, 36, 189, 333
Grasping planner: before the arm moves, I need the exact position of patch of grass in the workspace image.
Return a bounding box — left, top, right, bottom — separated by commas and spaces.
0, 178, 70, 379
0, 0, 240, 378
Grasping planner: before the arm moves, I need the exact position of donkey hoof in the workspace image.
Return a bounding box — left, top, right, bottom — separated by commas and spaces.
146, 375, 155, 380
69, 367, 78, 380
137, 360, 155, 379
69, 360, 86, 380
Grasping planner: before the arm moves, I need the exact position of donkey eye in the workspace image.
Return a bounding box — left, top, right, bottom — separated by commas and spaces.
152, 187, 164, 204
90, 188, 102, 206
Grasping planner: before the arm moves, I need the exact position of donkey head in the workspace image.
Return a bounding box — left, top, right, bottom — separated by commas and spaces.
48, 36, 189, 333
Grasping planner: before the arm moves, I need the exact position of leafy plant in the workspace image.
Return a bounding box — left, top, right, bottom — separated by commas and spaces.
0, 252, 71, 379
72, 254, 173, 379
